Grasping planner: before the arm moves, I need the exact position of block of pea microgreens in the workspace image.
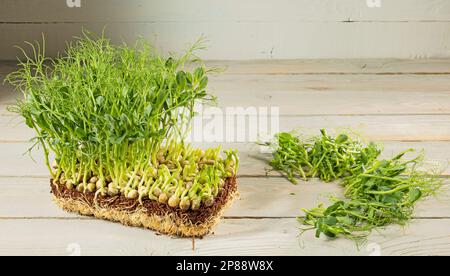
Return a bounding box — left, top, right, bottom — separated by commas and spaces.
7, 31, 239, 237
51, 144, 239, 237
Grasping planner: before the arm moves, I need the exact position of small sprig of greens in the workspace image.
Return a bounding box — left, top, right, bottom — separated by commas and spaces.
263, 130, 443, 240
264, 130, 381, 183
298, 150, 442, 240
6, 31, 239, 210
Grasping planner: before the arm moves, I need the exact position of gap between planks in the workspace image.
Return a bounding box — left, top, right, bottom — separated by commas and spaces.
3, 60, 450, 75
1, 175, 449, 179
2, 215, 450, 220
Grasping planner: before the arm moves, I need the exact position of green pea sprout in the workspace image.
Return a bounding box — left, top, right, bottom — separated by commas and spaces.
263, 130, 443, 240
6, 31, 239, 211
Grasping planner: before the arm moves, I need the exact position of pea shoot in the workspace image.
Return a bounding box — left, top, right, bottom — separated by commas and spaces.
299, 150, 442, 240
263, 130, 381, 183
263, 130, 443, 241
6, 31, 239, 211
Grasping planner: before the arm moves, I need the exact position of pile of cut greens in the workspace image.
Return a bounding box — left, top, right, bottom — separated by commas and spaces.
263, 130, 442, 240
266, 130, 380, 183
6, 32, 238, 210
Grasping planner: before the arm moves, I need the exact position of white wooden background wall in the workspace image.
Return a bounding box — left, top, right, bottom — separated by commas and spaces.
0, 0, 450, 60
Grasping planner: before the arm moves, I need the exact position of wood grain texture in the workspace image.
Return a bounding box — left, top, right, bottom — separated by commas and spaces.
208, 75, 450, 115
3, 59, 450, 75
0, 218, 449, 256
1, 0, 449, 59
3, 71, 450, 116
3, 115, 450, 141
206, 59, 450, 75
0, 59, 448, 255
0, 21, 449, 60
1, 0, 449, 22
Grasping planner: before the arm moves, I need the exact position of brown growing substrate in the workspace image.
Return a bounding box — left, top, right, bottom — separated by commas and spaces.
51, 176, 238, 237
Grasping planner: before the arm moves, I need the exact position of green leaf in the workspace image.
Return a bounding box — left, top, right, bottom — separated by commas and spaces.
195, 91, 206, 98
336, 134, 348, 144
74, 127, 87, 138
336, 216, 353, 226
176, 71, 187, 90
165, 57, 174, 68
110, 132, 126, 145
194, 67, 205, 81
324, 201, 343, 216
25, 117, 34, 128
96, 96, 105, 106
144, 104, 153, 116
199, 76, 208, 90
52, 139, 61, 146
323, 228, 337, 238
120, 113, 130, 125
382, 194, 400, 204
122, 87, 129, 98
60, 86, 69, 94
184, 72, 192, 83
324, 216, 338, 226
408, 188, 422, 204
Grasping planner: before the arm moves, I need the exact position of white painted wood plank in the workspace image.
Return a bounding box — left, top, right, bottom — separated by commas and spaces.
4, 94, 450, 119
0, 177, 76, 218
0, 22, 449, 60
3, 74, 450, 116
0, 116, 34, 142
3, 60, 450, 75
209, 75, 450, 116
0, 218, 449, 256
0, 143, 50, 177
1, 177, 448, 219
206, 59, 450, 75
274, 115, 450, 141
6, 114, 448, 142
1, 0, 449, 22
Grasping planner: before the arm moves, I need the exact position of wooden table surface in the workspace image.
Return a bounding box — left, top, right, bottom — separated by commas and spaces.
0, 59, 449, 256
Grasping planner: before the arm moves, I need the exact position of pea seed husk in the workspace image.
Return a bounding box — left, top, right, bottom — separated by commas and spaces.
126, 190, 138, 199
153, 187, 162, 197
66, 180, 74, 190
158, 193, 169, 204
96, 179, 105, 190
87, 183, 96, 193
180, 197, 191, 210
168, 195, 181, 208
203, 194, 215, 207
76, 184, 84, 192
191, 198, 201, 210
108, 183, 119, 196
